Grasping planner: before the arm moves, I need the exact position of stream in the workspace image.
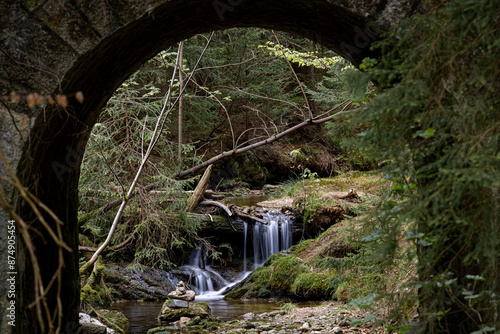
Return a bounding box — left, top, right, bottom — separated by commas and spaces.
112, 195, 294, 333
113, 299, 281, 333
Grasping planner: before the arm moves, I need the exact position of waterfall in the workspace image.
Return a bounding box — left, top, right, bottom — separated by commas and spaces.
188, 245, 206, 269
178, 208, 293, 301
192, 268, 215, 293
179, 244, 226, 296
243, 221, 248, 272
252, 210, 293, 268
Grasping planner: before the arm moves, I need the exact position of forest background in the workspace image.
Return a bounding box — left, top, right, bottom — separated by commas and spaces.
78, 0, 499, 332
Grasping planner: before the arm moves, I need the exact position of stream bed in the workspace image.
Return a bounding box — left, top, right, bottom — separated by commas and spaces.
112, 299, 282, 333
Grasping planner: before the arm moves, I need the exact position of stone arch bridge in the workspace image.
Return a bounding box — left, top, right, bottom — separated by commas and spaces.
0, 0, 421, 332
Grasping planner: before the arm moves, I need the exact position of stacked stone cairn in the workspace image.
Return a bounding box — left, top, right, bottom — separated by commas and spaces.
157, 281, 213, 324
167, 281, 195, 308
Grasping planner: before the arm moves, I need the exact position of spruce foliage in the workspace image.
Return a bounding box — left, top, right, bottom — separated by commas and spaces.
356, 1, 499, 332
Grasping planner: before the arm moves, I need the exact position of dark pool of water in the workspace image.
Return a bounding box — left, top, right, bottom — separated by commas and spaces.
112, 299, 281, 334
223, 195, 270, 207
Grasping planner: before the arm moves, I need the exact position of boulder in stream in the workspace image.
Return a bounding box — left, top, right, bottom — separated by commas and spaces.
158, 299, 211, 322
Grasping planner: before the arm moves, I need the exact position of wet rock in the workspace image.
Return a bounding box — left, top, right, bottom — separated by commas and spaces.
336, 314, 350, 327
147, 326, 171, 334
79, 313, 114, 333
95, 309, 128, 332
174, 316, 191, 327
169, 299, 189, 308
158, 300, 211, 322
243, 320, 256, 329
186, 315, 223, 330
269, 310, 286, 316
80, 324, 108, 334
262, 184, 280, 194
258, 324, 273, 331
243, 312, 255, 319
103, 263, 175, 301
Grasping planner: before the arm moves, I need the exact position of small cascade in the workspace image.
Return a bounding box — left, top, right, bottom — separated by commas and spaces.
191, 268, 214, 293
176, 208, 294, 301
188, 246, 206, 268
178, 244, 227, 297
243, 221, 248, 272
251, 210, 293, 268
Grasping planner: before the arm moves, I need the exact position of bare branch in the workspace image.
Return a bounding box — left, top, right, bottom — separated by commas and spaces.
194, 52, 257, 72
80, 33, 215, 275
199, 199, 233, 216
79, 104, 358, 220
227, 86, 302, 112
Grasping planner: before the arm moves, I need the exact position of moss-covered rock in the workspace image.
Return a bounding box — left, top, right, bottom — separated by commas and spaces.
291, 272, 335, 299
146, 327, 170, 334
101, 262, 175, 301
80, 257, 112, 308
225, 223, 360, 302
214, 151, 270, 189
79, 324, 107, 334
158, 300, 211, 322
187, 315, 223, 330
95, 309, 129, 333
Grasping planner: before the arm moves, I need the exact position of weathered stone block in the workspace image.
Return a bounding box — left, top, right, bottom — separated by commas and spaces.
169, 299, 189, 308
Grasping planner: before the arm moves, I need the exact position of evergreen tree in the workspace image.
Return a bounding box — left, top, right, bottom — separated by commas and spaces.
357, 1, 499, 332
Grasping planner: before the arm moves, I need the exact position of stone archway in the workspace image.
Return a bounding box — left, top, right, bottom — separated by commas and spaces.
0, 0, 422, 332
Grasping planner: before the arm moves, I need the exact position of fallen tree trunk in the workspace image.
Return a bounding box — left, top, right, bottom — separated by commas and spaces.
78, 107, 356, 222
199, 199, 233, 216
175, 109, 353, 179
185, 164, 213, 212
235, 212, 269, 225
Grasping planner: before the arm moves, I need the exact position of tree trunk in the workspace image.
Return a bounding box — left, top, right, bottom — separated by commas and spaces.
178, 41, 184, 164
15, 120, 82, 334
185, 164, 213, 212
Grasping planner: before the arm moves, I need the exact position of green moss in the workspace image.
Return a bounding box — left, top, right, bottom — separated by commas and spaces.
147, 327, 170, 334
80, 284, 99, 305
187, 315, 223, 330
292, 239, 315, 255
267, 255, 305, 290
224, 287, 249, 299
256, 286, 271, 298
80, 257, 111, 308
291, 272, 335, 299
96, 309, 129, 333
227, 254, 315, 299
